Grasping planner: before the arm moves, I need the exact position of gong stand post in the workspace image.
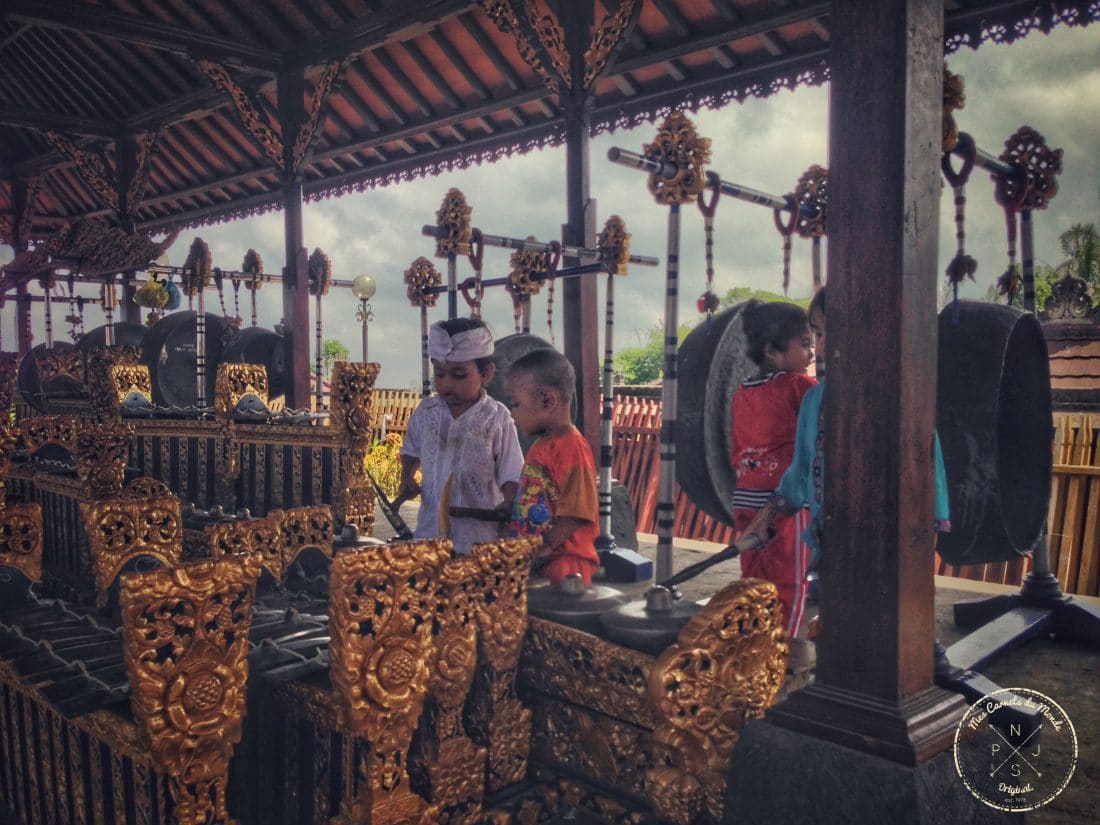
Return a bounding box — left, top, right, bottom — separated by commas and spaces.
196, 288, 207, 408
421, 225, 660, 268
102, 280, 116, 347
42, 280, 54, 348
420, 308, 430, 397
596, 269, 617, 551
447, 254, 458, 320
315, 292, 324, 411
654, 203, 682, 582
418, 262, 609, 297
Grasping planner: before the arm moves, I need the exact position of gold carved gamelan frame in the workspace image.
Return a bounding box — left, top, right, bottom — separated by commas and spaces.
119, 553, 262, 825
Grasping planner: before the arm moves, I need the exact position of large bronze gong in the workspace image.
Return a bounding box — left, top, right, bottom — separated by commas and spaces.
936, 300, 1052, 565
141, 311, 232, 407
221, 326, 286, 400
75, 322, 148, 360
674, 302, 756, 527
16, 342, 84, 412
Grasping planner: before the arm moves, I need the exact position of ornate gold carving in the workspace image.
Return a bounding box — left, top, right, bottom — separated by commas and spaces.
404, 256, 443, 308
1000, 125, 1064, 211
33, 343, 86, 388
434, 188, 473, 258
793, 164, 828, 239
20, 414, 80, 455
942, 64, 965, 154
330, 362, 380, 446
38, 219, 176, 277
0, 351, 18, 411
645, 578, 787, 825
214, 363, 270, 417
410, 554, 487, 823
280, 505, 334, 573
43, 132, 120, 211
82, 494, 183, 606
507, 240, 550, 301
125, 130, 161, 217
122, 477, 174, 500
242, 249, 264, 287
468, 538, 539, 791
585, 0, 639, 89
206, 511, 283, 581
0, 502, 43, 583
480, 0, 564, 93
329, 539, 451, 825
76, 419, 133, 499
197, 60, 285, 170
527, 694, 650, 800
643, 113, 711, 205
520, 618, 653, 729
291, 61, 343, 173
0, 421, 17, 503
86, 347, 149, 416
308, 247, 332, 297
1044, 274, 1095, 320
182, 237, 213, 296
119, 553, 261, 825
597, 216, 631, 276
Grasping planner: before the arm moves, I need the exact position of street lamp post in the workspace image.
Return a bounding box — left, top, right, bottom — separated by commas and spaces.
351, 274, 377, 362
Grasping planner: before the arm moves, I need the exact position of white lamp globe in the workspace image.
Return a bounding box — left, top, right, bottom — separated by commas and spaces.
351, 274, 377, 300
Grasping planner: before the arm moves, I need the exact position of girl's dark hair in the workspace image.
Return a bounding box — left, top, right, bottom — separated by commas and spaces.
438, 316, 494, 373
508, 347, 575, 403
809, 285, 826, 319
741, 299, 810, 366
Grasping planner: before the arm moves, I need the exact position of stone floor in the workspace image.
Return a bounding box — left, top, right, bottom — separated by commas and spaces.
378, 505, 1098, 823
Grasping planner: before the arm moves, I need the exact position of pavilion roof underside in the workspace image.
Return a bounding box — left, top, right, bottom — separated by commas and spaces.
1, 0, 1097, 246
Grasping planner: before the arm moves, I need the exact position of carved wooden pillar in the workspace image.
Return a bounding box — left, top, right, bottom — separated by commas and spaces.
279, 69, 312, 411
11, 180, 34, 357
117, 134, 143, 326
768, 0, 964, 762
559, 0, 600, 456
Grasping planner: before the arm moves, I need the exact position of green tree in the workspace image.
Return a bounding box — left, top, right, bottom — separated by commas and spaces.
1056, 223, 1099, 301
981, 265, 1058, 310
322, 338, 350, 376
613, 322, 692, 385
721, 286, 811, 309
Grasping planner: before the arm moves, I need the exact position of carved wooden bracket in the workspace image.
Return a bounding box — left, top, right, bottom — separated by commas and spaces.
82, 493, 183, 606
125, 130, 162, 218
198, 59, 343, 176
329, 539, 452, 824
44, 131, 120, 211
481, 0, 641, 93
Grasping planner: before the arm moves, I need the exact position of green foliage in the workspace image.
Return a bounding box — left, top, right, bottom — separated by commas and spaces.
721, 286, 811, 309
1057, 223, 1100, 302
612, 322, 691, 385
322, 338, 350, 376
363, 432, 412, 501
980, 265, 1059, 310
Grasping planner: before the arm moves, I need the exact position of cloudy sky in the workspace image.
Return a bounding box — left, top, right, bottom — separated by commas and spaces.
3, 24, 1098, 392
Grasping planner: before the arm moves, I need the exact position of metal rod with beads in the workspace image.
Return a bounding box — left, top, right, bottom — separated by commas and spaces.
42, 279, 54, 347
609, 113, 712, 582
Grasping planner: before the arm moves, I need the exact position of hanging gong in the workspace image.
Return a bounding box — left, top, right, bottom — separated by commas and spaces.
936, 300, 1052, 565
221, 326, 287, 400
76, 322, 148, 360
17, 342, 84, 412
674, 302, 756, 527
141, 311, 232, 407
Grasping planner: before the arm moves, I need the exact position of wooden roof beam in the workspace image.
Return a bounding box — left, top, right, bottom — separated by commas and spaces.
284, 0, 472, 71
2, 0, 281, 74
373, 48, 436, 119
456, 13, 523, 92
599, 0, 647, 51
350, 63, 409, 126
710, 44, 739, 69
758, 31, 788, 57
428, 28, 490, 100
0, 105, 116, 139
612, 1, 829, 74
808, 17, 831, 41
651, 0, 692, 37
401, 40, 463, 109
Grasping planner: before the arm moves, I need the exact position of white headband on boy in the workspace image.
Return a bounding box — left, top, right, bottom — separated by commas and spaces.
427, 323, 494, 362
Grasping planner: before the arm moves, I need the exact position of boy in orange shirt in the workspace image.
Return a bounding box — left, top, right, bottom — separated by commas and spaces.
504, 348, 600, 586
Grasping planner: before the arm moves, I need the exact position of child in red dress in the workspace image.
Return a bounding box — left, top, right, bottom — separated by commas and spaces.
504, 348, 600, 586
731, 300, 816, 637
